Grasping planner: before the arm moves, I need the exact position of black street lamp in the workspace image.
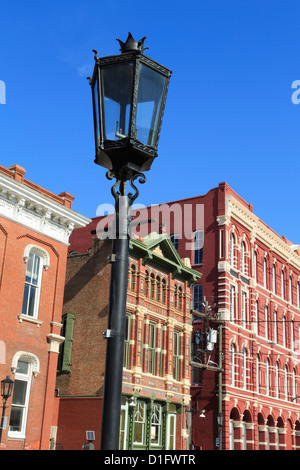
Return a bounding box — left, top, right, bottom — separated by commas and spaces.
88, 33, 171, 450
0, 376, 14, 444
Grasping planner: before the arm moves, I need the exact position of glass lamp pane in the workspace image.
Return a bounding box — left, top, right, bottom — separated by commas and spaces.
101, 62, 135, 140
93, 76, 101, 145
135, 64, 166, 147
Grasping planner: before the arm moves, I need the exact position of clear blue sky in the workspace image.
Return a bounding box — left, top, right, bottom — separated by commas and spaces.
0, 0, 300, 244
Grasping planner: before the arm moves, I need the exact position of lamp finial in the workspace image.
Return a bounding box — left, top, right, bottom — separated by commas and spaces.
116, 33, 148, 54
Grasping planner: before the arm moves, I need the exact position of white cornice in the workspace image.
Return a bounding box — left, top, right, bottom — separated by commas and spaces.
224, 195, 300, 271
0, 172, 91, 245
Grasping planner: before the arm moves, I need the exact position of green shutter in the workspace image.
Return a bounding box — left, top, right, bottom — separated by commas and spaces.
60, 313, 75, 372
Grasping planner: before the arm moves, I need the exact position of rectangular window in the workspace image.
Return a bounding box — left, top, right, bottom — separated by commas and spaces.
192, 284, 203, 313
151, 404, 162, 446
219, 229, 224, 259
133, 401, 146, 445
193, 230, 203, 265
170, 234, 179, 252
147, 323, 156, 374
9, 360, 32, 438
264, 306, 268, 339
124, 314, 130, 368
22, 252, 43, 318
230, 285, 235, 322
173, 331, 180, 380
242, 292, 246, 328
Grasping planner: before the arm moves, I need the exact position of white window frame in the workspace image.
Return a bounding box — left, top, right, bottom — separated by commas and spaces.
241, 242, 245, 274
166, 413, 176, 450
289, 276, 293, 304
281, 270, 285, 299
284, 366, 288, 400
256, 354, 260, 393
266, 359, 270, 396
282, 316, 286, 348
263, 258, 267, 289
230, 234, 235, 267
275, 362, 279, 398
8, 359, 33, 439
230, 344, 236, 386
241, 292, 246, 328
253, 251, 257, 282
230, 285, 235, 322
273, 310, 277, 344
151, 403, 162, 446
264, 306, 268, 340
22, 248, 46, 319
133, 401, 146, 445
243, 348, 247, 389
272, 264, 276, 294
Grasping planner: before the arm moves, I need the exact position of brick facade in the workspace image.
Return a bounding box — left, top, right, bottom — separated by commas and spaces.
55, 231, 200, 450
125, 182, 300, 450
0, 164, 89, 450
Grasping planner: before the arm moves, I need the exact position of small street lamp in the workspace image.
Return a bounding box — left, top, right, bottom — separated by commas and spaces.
88, 33, 171, 450
0, 376, 14, 444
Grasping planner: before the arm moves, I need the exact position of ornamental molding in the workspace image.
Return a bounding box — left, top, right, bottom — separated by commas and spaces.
223, 195, 300, 271
0, 172, 90, 245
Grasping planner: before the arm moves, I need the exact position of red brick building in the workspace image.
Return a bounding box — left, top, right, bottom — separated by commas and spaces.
55, 228, 201, 450
129, 182, 300, 450
0, 164, 90, 450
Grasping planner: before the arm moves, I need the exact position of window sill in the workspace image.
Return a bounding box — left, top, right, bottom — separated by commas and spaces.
18, 314, 42, 327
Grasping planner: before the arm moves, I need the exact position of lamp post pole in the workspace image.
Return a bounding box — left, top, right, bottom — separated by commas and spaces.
88, 33, 171, 450
100, 173, 145, 450
0, 376, 14, 445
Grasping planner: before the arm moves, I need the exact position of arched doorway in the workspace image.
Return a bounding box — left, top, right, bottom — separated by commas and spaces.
242, 410, 253, 450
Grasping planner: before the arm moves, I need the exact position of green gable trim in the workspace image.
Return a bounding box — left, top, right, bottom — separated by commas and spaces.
129, 233, 201, 285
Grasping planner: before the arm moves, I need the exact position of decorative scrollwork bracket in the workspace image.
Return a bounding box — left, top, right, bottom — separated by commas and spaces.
106, 170, 147, 203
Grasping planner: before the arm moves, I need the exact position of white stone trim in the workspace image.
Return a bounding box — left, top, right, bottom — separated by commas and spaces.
11, 351, 40, 377
23, 244, 50, 270
0, 172, 91, 244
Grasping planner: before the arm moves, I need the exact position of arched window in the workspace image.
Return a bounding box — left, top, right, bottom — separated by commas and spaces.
162, 278, 167, 305
282, 316, 286, 348
273, 310, 277, 343
275, 362, 279, 398
266, 358, 270, 396
264, 306, 268, 340
256, 354, 260, 393
272, 264, 276, 294
8, 355, 37, 438
293, 368, 297, 402
263, 258, 267, 289
231, 343, 236, 386
150, 273, 155, 299
297, 281, 300, 308
241, 241, 246, 274
145, 271, 150, 297
253, 251, 257, 282
22, 247, 47, 319
289, 276, 293, 304
130, 264, 136, 291
291, 320, 294, 351
230, 233, 235, 267
284, 365, 288, 400
242, 348, 247, 389
281, 270, 285, 299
